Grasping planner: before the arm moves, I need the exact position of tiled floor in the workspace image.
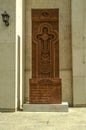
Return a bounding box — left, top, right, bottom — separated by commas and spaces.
0, 108, 86, 130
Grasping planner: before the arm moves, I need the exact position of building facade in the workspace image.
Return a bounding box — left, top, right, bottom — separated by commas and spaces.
0, 0, 86, 111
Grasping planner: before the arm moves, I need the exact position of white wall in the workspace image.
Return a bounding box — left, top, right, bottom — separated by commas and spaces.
0, 0, 16, 111
72, 0, 86, 106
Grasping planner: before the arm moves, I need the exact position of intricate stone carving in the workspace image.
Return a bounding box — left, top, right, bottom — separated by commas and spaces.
30, 9, 62, 104
32, 21, 59, 78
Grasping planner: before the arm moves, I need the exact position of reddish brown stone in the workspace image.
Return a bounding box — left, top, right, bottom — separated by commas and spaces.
30, 78, 62, 104
29, 9, 62, 104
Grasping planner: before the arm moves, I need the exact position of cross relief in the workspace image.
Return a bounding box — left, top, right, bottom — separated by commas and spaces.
36, 27, 55, 50
30, 9, 62, 104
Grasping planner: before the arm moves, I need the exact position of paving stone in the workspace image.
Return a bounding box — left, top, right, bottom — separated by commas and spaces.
0, 108, 86, 130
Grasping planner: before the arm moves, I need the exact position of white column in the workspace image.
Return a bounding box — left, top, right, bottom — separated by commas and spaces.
16, 0, 25, 109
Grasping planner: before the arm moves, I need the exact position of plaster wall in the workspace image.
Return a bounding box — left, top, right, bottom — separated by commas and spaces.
72, 0, 86, 106
0, 0, 16, 110
25, 0, 72, 105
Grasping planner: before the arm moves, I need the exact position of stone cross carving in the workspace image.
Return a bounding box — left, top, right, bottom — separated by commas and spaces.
29, 9, 62, 104
37, 27, 54, 50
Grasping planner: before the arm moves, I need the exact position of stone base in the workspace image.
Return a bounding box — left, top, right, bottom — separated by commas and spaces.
23, 102, 68, 112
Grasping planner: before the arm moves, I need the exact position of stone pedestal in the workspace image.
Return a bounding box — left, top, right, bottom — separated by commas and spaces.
23, 102, 68, 112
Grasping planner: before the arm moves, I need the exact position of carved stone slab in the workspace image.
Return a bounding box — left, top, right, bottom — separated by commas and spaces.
32, 9, 59, 78
29, 9, 62, 104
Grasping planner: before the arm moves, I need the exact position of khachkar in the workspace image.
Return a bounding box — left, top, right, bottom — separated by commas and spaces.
29, 9, 62, 104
